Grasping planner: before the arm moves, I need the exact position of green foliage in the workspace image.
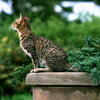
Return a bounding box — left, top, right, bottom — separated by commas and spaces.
30, 16, 100, 50
1, 93, 31, 100
11, 65, 33, 86
68, 37, 100, 85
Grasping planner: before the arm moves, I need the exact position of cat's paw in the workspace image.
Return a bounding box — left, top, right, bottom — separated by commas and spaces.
30, 68, 39, 73
30, 69, 34, 73
30, 67, 51, 73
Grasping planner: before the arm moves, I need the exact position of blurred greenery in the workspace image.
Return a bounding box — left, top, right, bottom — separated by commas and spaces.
68, 37, 100, 85
1, 93, 32, 100
0, 0, 100, 99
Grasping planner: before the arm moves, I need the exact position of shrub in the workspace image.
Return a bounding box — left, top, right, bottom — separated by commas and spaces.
68, 37, 100, 85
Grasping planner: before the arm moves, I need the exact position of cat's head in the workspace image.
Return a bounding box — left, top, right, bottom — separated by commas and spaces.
11, 14, 29, 31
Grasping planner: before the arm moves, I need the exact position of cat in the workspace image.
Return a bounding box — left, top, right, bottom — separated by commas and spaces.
11, 14, 70, 72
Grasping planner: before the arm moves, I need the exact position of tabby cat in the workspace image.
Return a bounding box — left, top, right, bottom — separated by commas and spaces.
11, 15, 70, 72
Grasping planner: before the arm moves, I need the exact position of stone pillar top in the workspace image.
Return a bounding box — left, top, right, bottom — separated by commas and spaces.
26, 72, 93, 86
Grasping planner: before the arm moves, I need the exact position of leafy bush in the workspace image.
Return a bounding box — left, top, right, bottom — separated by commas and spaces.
11, 65, 33, 86
68, 37, 100, 85
1, 93, 31, 100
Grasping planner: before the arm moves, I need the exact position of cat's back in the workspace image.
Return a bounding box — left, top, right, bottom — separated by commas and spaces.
35, 36, 67, 58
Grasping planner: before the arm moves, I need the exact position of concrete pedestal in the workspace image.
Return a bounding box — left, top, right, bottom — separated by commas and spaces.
26, 72, 100, 100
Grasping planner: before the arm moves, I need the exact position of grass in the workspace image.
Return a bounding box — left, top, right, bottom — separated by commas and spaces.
1, 93, 32, 100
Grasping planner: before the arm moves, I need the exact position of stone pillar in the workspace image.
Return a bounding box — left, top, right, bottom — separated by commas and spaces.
26, 72, 100, 100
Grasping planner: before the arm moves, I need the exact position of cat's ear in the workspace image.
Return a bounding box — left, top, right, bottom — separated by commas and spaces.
20, 14, 29, 21
20, 13, 23, 20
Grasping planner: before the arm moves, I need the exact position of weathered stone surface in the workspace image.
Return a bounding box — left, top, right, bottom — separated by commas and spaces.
33, 87, 100, 100
26, 72, 100, 100
26, 72, 92, 86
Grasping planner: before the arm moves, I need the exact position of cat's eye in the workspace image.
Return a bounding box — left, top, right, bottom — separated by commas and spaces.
15, 21, 21, 27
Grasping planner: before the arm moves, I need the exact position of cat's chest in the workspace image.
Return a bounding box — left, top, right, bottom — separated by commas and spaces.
20, 43, 32, 57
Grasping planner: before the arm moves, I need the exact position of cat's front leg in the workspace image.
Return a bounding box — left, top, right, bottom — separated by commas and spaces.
30, 56, 40, 72
31, 58, 40, 67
